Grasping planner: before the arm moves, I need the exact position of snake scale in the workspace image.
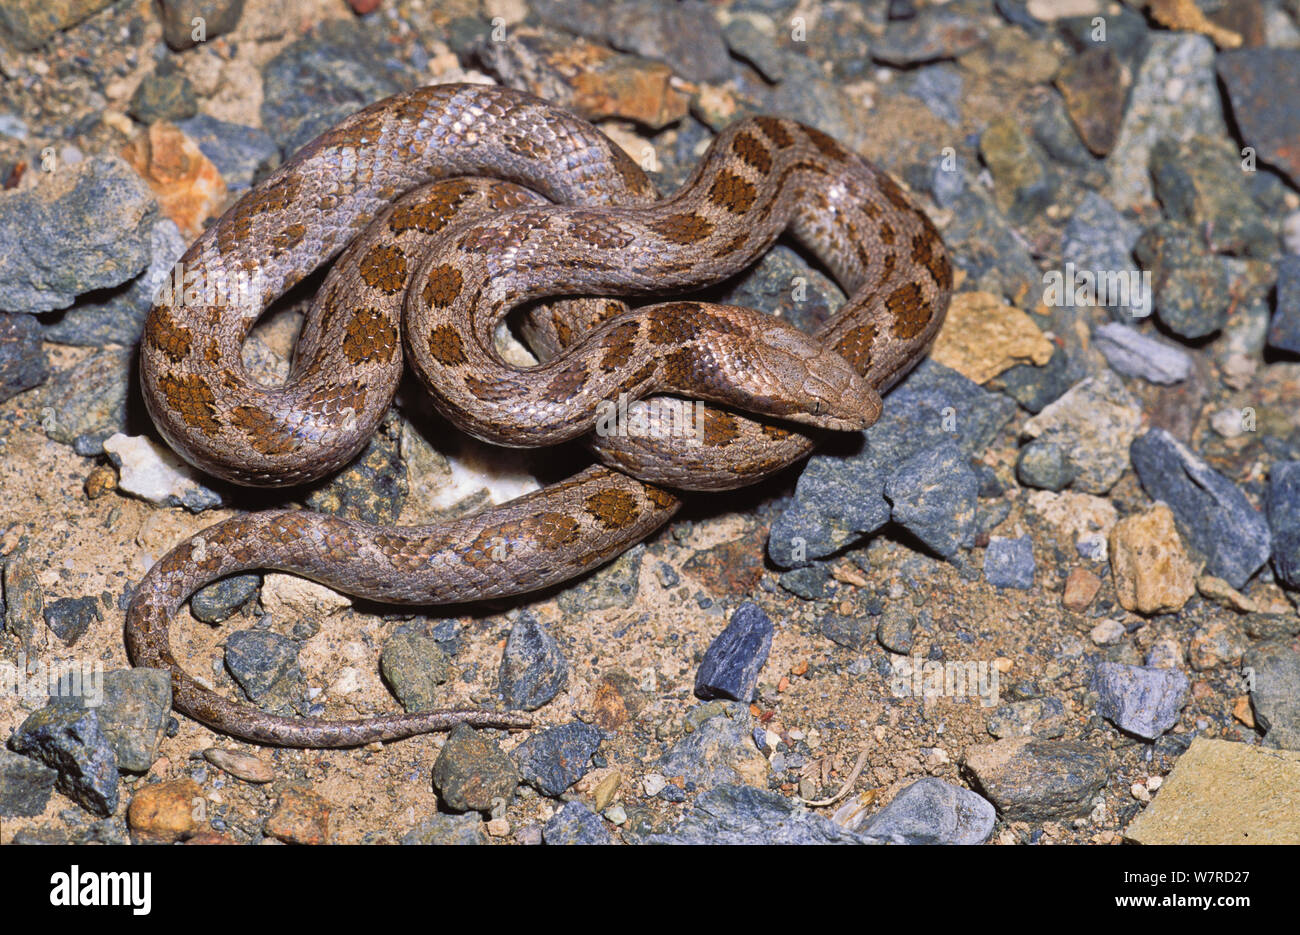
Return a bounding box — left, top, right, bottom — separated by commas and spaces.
128, 84, 951, 747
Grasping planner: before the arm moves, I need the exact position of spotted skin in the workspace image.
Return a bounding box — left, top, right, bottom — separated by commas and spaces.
134, 85, 950, 746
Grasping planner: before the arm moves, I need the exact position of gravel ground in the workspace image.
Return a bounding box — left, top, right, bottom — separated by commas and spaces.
1, 0, 1299, 845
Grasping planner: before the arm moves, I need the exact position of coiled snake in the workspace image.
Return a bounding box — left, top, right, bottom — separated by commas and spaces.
128, 83, 951, 747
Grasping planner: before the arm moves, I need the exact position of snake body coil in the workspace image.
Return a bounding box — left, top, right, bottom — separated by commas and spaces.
129, 84, 951, 747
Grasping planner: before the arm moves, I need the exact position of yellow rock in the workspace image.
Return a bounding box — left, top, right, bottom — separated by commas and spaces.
1109, 504, 1197, 615
930, 291, 1055, 384
1126, 738, 1300, 844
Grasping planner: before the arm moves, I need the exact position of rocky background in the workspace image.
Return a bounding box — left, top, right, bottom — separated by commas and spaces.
1, 0, 1299, 845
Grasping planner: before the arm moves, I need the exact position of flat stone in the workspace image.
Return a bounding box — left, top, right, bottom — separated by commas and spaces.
884, 442, 978, 558
380, 628, 451, 713
646, 784, 882, 844
1021, 370, 1142, 494
0, 0, 114, 50
1125, 738, 1300, 844
512, 722, 603, 796
432, 724, 519, 814
871, 7, 987, 65
0, 748, 57, 817
930, 291, 1054, 384
401, 812, 485, 845
1268, 255, 1300, 355
984, 535, 1035, 589
963, 738, 1110, 821
1245, 641, 1300, 751
659, 701, 768, 791
542, 800, 612, 845
8, 705, 119, 817
1054, 45, 1125, 156
1129, 428, 1271, 589
861, 777, 996, 845
1268, 461, 1300, 589
190, 574, 260, 624
1093, 323, 1192, 385
40, 348, 131, 451
1217, 48, 1300, 188
103, 434, 224, 513
158, 0, 246, 51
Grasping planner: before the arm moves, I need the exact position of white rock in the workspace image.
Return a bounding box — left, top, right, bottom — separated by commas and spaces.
102, 433, 218, 509
330, 667, 364, 696
1090, 619, 1127, 645
1093, 323, 1191, 385
1026, 0, 1102, 20
1210, 407, 1250, 438
261, 572, 351, 621
642, 773, 667, 797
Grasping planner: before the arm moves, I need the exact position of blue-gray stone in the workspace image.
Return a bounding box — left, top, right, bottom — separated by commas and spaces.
769, 360, 1015, 567
513, 722, 603, 796
861, 777, 996, 845
1093, 322, 1191, 384
646, 784, 883, 845
1244, 641, 1300, 750
1129, 428, 1271, 588
884, 442, 978, 558
0, 155, 157, 314
542, 801, 612, 845
0, 748, 57, 817
175, 114, 280, 190
191, 573, 261, 624
1092, 662, 1189, 740
1268, 255, 1300, 354
400, 812, 485, 845
1268, 461, 1300, 590
224, 630, 300, 702
8, 705, 119, 817
777, 564, 830, 600
42, 595, 100, 646
694, 602, 773, 703
984, 535, 1035, 589
498, 613, 568, 711
0, 312, 47, 403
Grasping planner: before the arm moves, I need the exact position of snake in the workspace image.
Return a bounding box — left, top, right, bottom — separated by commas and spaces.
127, 83, 951, 747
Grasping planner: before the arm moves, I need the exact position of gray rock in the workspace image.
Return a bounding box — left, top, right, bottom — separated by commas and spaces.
128, 64, 198, 123
1093, 323, 1191, 384
157, 0, 246, 51
1135, 221, 1231, 340
400, 812, 485, 845
1020, 369, 1141, 494
777, 564, 830, 600
861, 777, 996, 845
647, 784, 882, 844
498, 613, 568, 711
8, 705, 119, 817
42, 218, 186, 348
512, 722, 603, 796
0, 748, 57, 817
531, 0, 731, 83
306, 411, 406, 524
260, 19, 421, 152
175, 114, 280, 191
1245, 641, 1300, 751
2, 555, 43, 655
694, 602, 773, 703
659, 701, 764, 790
1060, 192, 1144, 318
90, 669, 172, 773
42, 595, 100, 646
1016, 440, 1077, 492
884, 442, 977, 558
380, 627, 451, 713
0, 156, 157, 314
983, 536, 1035, 590
876, 607, 915, 654
988, 346, 1073, 414
819, 613, 872, 651
0, 313, 48, 403
432, 723, 519, 814
1129, 428, 1271, 589
1268, 255, 1300, 355
1150, 135, 1276, 258
542, 800, 612, 845
0, 0, 114, 51
1217, 47, 1300, 189
1105, 34, 1227, 212
1092, 662, 1189, 740
555, 544, 644, 613
40, 347, 132, 451
768, 360, 1015, 567
224, 630, 302, 713
190, 573, 260, 624
986, 696, 1067, 739
963, 738, 1110, 822
871, 7, 986, 65
899, 64, 965, 126
1268, 462, 1300, 590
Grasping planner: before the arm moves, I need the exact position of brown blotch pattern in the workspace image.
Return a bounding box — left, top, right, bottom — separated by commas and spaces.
649, 212, 714, 245
584, 488, 639, 530
599, 320, 640, 370
802, 125, 849, 162
754, 116, 794, 149
426, 324, 468, 366
702, 410, 740, 448
731, 131, 772, 173
422, 264, 464, 308
542, 362, 589, 402
388, 184, 470, 234
272, 223, 307, 252
536, 511, 582, 550
878, 221, 896, 246
157, 373, 220, 436
342, 307, 398, 364
358, 243, 408, 294
707, 170, 758, 214
834, 322, 878, 373
911, 231, 951, 289
886, 282, 931, 339
145, 306, 192, 363
712, 232, 749, 258
229, 406, 299, 455
644, 486, 678, 511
